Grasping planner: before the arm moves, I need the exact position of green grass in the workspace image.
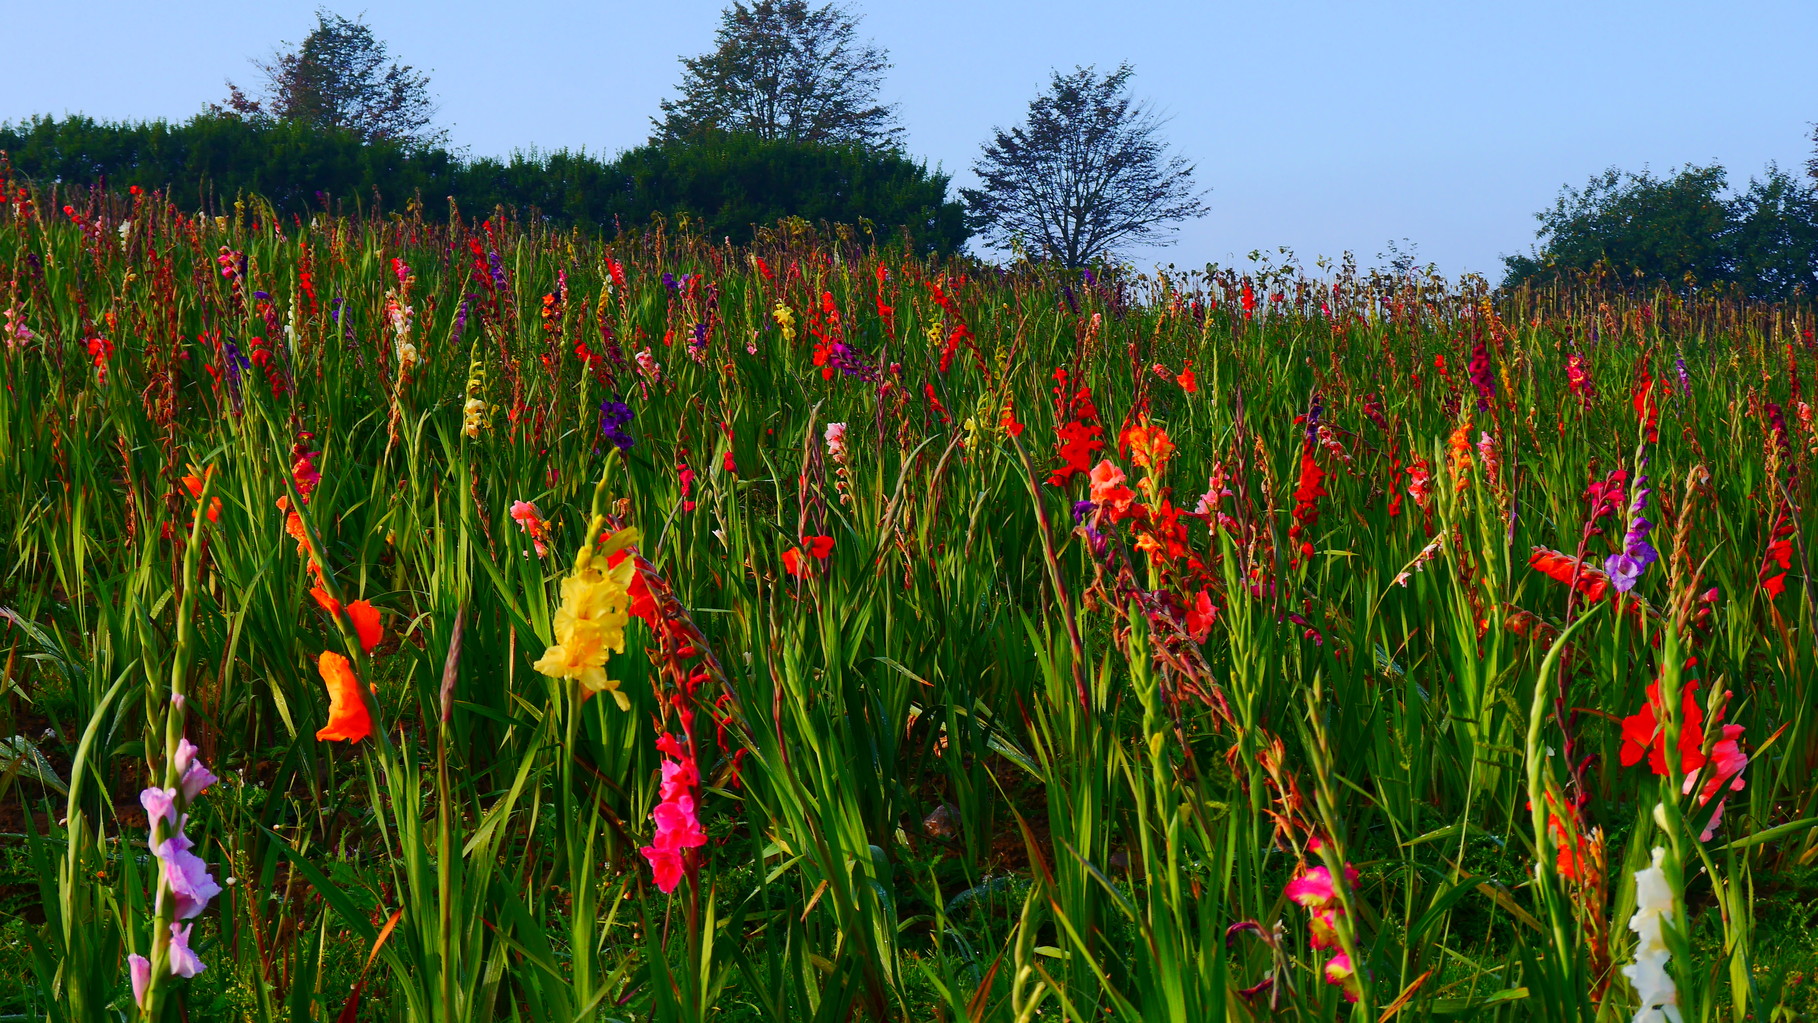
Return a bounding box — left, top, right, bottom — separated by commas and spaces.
1, 185, 1816, 1021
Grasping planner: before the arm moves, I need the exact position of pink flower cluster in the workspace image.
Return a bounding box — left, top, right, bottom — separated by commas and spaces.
641, 735, 708, 893
1284, 839, 1362, 1002
509, 500, 550, 558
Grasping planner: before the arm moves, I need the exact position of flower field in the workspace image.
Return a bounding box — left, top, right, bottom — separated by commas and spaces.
4, 185, 1818, 1021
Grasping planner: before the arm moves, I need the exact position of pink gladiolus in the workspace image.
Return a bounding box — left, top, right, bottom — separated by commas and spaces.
509, 500, 550, 558
641, 743, 709, 893
129, 953, 151, 1007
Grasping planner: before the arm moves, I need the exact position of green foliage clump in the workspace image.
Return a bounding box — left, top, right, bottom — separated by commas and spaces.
0, 115, 969, 252
1504, 162, 1818, 299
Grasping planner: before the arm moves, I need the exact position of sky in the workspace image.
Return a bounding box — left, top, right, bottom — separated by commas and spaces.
7, 1, 1816, 279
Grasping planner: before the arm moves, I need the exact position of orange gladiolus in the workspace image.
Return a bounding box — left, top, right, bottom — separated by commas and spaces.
180, 473, 222, 523
315, 650, 373, 742
310, 588, 384, 654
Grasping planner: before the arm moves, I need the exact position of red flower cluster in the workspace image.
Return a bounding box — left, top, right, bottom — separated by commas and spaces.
1619, 678, 1748, 839
1528, 547, 1611, 603
1046, 369, 1106, 486
1287, 443, 1325, 564
1760, 510, 1795, 600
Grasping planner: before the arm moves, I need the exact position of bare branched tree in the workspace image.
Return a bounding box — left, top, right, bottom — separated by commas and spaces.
654, 0, 902, 149
221, 10, 445, 148
963, 64, 1207, 266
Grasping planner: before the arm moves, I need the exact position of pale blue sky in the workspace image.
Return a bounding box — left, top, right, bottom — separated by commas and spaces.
7, 1, 1816, 278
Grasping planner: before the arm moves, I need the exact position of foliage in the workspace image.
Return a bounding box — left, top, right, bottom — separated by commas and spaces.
1, 180, 1816, 1021
962, 64, 1207, 266
654, 0, 902, 149
585, 132, 966, 252
0, 113, 457, 213
221, 9, 446, 149
1503, 162, 1818, 299
0, 117, 968, 251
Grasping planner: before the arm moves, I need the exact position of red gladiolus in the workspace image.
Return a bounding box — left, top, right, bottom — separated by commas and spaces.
1619, 679, 1749, 839
180, 473, 221, 524
782, 535, 834, 578
1528, 547, 1610, 603
607, 549, 659, 626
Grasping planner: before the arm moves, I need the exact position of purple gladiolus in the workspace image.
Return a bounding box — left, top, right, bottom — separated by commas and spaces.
1604, 475, 1657, 593
175, 738, 218, 801
152, 827, 222, 920
168, 922, 206, 978
598, 399, 636, 452
141, 786, 176, 826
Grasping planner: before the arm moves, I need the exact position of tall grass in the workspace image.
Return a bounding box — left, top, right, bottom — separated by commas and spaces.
1, 181, 1815, 1021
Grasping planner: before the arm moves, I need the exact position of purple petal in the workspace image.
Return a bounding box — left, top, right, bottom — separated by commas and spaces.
168, 922, 206, 978
140, 786, 177, 828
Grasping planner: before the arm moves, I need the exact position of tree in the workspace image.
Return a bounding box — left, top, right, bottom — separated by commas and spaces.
1501, 165, 1731, 290
654, 0, 902, 149
962, 64, 1207, 267
1726, 165, 1818, 299
222, 10, 445, 148
1502, 163, 1818, 299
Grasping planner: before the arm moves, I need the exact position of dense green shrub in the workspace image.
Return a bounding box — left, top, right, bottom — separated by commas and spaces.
0, 114, 969, 251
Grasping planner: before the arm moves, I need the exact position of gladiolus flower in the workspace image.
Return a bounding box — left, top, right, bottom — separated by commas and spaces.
510, 500, 550, 558
781, 535, 836, 578
641, 743, 709, 894
1619, 680, 1748, 839
1623, 847, 1680, 1022
532, 549, 636, 710
174, 738, 217, 801
1088, 460, 1135, 514
606, 549, 659, 626
1322, 952, 1360, 1001
168, 921, 205, 978
129, 954, 151, 1007
151, 828, 222, 920
180, 473, 221, 523
315, 650, 374, 742
1529, 548, 1611, 603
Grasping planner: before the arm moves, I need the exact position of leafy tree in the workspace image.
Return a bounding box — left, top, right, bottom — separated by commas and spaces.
1502, 165, 1731, 290
1727, 165, 1818, 299
654, 0, 902, 149
1503, 163, 1818, 299
222, 10, 445, 148
962, 64, 1208, 267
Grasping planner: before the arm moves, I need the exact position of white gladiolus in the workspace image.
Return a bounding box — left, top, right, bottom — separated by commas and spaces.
1621, 845, 1682, 1023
